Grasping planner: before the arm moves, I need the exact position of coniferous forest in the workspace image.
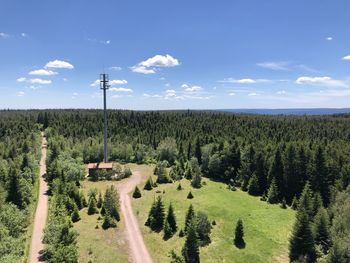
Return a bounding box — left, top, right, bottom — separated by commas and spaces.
1, 109, 350, 262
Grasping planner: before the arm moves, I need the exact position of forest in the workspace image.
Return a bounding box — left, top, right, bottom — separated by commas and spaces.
1, 109, 350, 262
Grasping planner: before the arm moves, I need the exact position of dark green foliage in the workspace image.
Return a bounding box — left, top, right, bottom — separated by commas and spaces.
155, 161, 171, 184
280, 198, 287, 209
248, 174, 260, 196
146, 196, 165, 232
234, 219, 245, 248
289, 210, 317, 262
291, 196, 299, 210
71, 205, 80, 223
190, 158, 202, 188
177, 183, 182, 191
196, 211, 212, 246
267, 178, 279, 204
132, 186, 142, 199
102, 213, 117, 229
144, 177, 153, 190
313, 207, 331, 254
184, 204, 195, 233
179, 229, 185, 237
170, 250, 185, 263
97, 192, 103, 208
182, 219, 200, 263
87, 197, 98, 215
166, 204, 177, 236
103, 186, 120, 221
187, 191, 194, 199
163, 220, 172, 240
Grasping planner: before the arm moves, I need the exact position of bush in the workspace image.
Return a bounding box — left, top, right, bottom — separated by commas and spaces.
187, 191, 194, 199
102, 213, 117, 229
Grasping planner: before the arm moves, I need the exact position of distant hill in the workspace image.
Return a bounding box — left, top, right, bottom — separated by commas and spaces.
218, 108, 350, 115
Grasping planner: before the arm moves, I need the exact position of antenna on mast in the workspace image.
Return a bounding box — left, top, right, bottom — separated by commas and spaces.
100, 73, 110, 163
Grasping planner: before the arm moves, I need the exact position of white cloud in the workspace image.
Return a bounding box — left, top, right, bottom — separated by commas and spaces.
17, 91, 25, 97
181, 84, 189, 88
248, 92, 258, 96
29, 78, 52, 84
90, 79, 127, 87
21, 33, 27, 37
326, 37, 333, 41
73, 92, 78, 96
131, 54, 180, 74
0, 32, 9, 38
185, 86, 202, 92
109, 66, 122, 71
143, 93, 162, 98
277, 90, 286, 95
165, 89, 177, 97
220, 78, 257, 84
28, 85, 40, 90
109, 87, 133, 92
130, 65, 156, 74
343, 55, 350, 61
229, 92, 235, 96
139, 54, 180, 68
29, 69, 57, 76
45, 60, 74, 69
296, 76, 347, 88
165, 83, 170, 87
17, 77, 27, 82
110, 79, 127, 85
256, 62, 289, 71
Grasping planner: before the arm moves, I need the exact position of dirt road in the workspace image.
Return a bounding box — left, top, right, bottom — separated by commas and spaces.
29, 134, 48, 263
118, 171, 153, 263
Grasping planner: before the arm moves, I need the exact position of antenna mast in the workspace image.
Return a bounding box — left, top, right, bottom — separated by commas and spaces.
100, 73, 110, 163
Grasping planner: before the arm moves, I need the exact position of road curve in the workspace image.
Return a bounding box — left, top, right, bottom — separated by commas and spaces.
118, 171, 153, 263
29, 134, 48, 263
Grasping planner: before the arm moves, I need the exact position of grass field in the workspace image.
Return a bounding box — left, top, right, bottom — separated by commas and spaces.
132, 165, 295, 263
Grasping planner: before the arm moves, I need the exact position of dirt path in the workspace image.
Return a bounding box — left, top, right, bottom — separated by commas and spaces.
29, 134, 48, 263
118, 171, 153, 263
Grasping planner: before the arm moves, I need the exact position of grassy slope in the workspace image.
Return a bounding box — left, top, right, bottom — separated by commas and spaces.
74, 180, 129, 263
132, 165, 295, 263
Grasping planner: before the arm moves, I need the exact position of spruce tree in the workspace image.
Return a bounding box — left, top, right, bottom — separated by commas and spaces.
71, 205, 80, 223
163, 220, 172, 240
187, 191, 194, 199
298, 182, 314, 219
248, 174, 260, 196
256, 153, 267, 195
177, 183, 182, 191
190, 158, 202, 188
144, 177, 153, 190
97, 192, 103, 208
267, 178, 279, 204
194, 137, 202, 165
312, 192, 323, 218
132, 186, 142, 198
289, 210, 317, 263
268, 148, 284, 199
234, 219, 245, 248
184, 204, 195, 233
291, 196, 299, 210
313, 207, 331, 254
312, 146, 329, 206
166, 203, 177, 234
182, 219, 200, 263
147, 196, 165, 232
87, 197, 98, 215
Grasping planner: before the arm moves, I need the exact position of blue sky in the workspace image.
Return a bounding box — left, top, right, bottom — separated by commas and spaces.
1, 0, 350, 109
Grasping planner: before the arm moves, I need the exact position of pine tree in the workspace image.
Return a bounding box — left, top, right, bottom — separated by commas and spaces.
234, 219, 245, 248
313, 207, 331, 254
132, 186, 142, 198
146, 196, 165, 232
256, 153, 267, 195
312, 192, 323, 218
248, 174, 260, 196
184, 204, 195, 233
144, 177, 153, 190
163, 220, 172, 240
312, 146, 329, 205
102, 212, 117, 229
289, 210, 316, 262
187, 191, 194, 199
191, 158, 202, 188
267, 178, 279, 204
284, 144, 300, 203
87, 197, 98, 215
194, 137, 202, 165
298, 182, 314, 219
71, 205, 80, 223
182, 219, 200, 263
97, 192, 103, 208
166, 204, 177, 234
268, 148, 284, 199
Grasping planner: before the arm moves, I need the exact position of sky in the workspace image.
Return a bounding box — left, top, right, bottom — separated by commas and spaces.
1, 0, 350, 110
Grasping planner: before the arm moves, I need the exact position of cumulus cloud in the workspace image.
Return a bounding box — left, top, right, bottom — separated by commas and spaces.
256, 62, 289, 71
130, 65, 156, 74
343, 55, 350, 61
90, 79, 127, 87
29, 78, 52, 84
17, 77, 27, 82
326, 37, 333, 41
165, 89, 177, 97
29, 69, 57, 76
109, 66, 122, 71
0, 32, 9, 38
17, 91, 25, 97
296, 76, 347, 88
131, 54, 180, 74
109, 87, 133, 92
45, 60, 74, 69
143, 93, 162, 98
181, 84, 189, 88
185, 86, 202, 92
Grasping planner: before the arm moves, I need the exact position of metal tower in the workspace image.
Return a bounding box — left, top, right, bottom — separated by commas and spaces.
100, 73, 110, 163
